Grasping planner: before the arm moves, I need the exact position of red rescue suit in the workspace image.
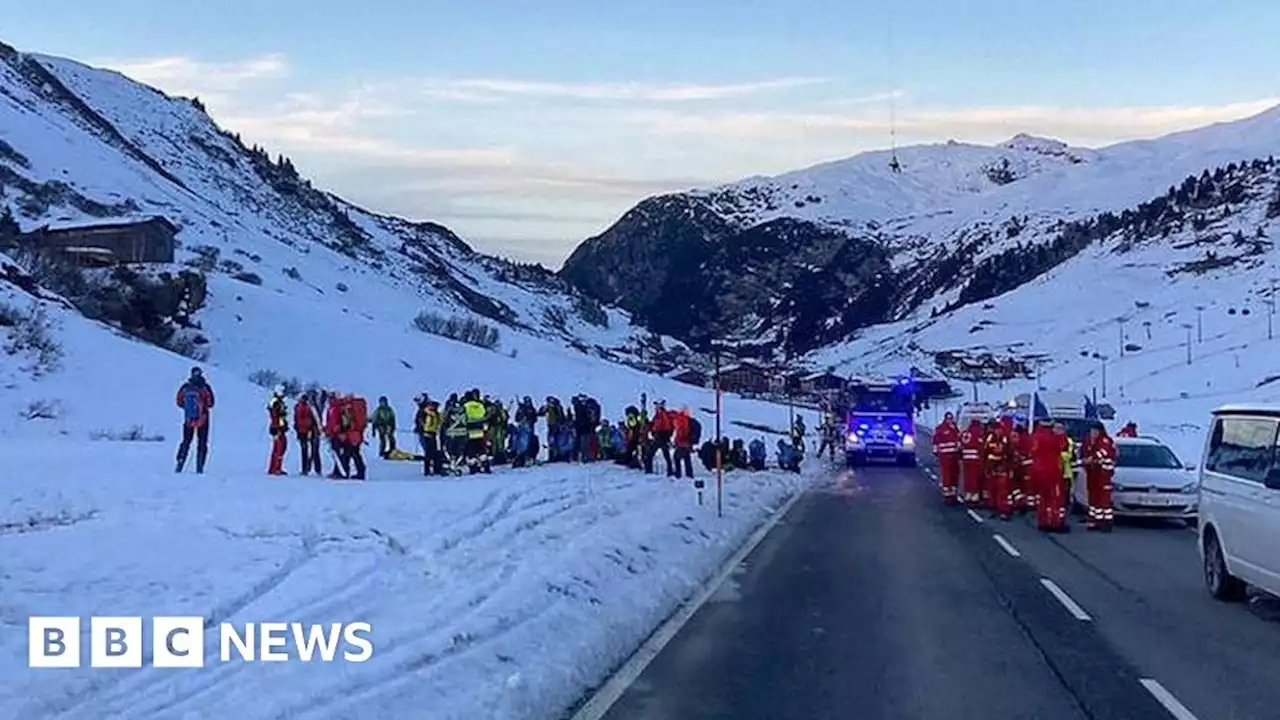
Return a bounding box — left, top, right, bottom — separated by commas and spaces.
1032, 425, 1069, 532
1083, 433, 1117, 531
267, 395, 288, 475
932, 419, 961, 505
959, 420, 985, 507
983, 425, 1014, 519
1015, 427, 1036, 511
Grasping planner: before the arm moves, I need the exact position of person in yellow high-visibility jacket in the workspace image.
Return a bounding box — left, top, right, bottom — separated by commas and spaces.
462, 390, 491, 474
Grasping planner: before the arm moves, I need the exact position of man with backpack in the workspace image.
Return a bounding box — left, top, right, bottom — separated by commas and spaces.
372, 396, 397, 458
175, 367, 215, 473
342, 393, 368, 480
671, 408, 699, 479
414, 395, 445, 476
294, 391, 322, 476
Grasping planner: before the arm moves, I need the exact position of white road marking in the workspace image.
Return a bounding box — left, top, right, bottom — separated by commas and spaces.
966, 509, 984, 524
993, 533, 1021, 557
1039, 578, 1092, 621
569, 488, 806, 720
1139, 678, 1201, 720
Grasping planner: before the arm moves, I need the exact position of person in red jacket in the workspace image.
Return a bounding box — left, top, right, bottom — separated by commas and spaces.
267, 386, 289, 475
1032, 420, 1070, 532
983, 419, 1014, 520
1013, 421, 1035, 513
932, 412, 961, 505
175, 367, 215, 473
1083, 423, 1117, 531
294, 392, 321, 476
343, 394, 368, 480
649, 400, 676, 477
324, 392, 349, 478
671, 408, 695, 479
959, 418, 985, 507
1116, 421, 1138, 438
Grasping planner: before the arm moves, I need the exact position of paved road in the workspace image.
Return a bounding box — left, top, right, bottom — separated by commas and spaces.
597, 463, 1176, 720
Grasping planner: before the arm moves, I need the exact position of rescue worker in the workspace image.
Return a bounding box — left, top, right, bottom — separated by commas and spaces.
817, 413, 839, 461
1011, 419, 1033, 512
1032, 420, 1070, 532
372, 396, 396, 458
1083, 423, 1117, 531
324, 393, 349, 478
267, 385, 289, 475
1059, 422, 1078, 512
959, 417, 985, 507
415, 396, 445, 476
619, 405, 643, 468
445, 398, 469, 471
294, 391, 322, 476
1117, 421, 1138, 438
512, 397, 538, 467
540, 397, 566, 462
175, 367, 215, 474
932, 412, 961, 505
649, 399, 675, 476
791, 415, 807, 452
671, 408, 695, 479
597, 420, 616, 460
343, 393, 368, 480
486, 398, 509, 465
984, 418, 1014, 520
463, 390, 490, 474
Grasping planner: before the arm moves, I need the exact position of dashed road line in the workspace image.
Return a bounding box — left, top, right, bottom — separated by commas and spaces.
1039, 578, 1092, 621
569, 488, 805, 720
993, 533, 1021, 557
1139, 678, 1200, 720
966, 509, 984, 524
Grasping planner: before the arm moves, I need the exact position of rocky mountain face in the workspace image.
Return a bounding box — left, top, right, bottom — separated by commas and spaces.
561, 108, 1280, 360
0, 41, 688, 373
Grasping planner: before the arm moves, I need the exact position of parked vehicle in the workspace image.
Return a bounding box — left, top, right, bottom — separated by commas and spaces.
1197, 404, 1280, 602
1072, 436, 1196, 521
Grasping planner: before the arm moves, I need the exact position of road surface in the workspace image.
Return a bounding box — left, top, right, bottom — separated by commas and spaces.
590, 450, 1280, 720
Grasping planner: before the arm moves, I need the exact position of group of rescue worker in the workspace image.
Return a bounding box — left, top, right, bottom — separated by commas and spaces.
173, 366, 803, 480
931, 412, 1121, 533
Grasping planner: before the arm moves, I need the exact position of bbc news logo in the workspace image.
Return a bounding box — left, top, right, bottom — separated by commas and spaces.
28, 617, 373, 668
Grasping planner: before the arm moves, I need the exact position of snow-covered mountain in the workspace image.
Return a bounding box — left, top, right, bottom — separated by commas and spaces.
561, 107, 1280, 357
0, 40, 691, 382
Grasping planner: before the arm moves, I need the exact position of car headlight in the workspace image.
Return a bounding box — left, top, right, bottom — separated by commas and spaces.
1112, 484, 1127, 493
846, 433, 860, 444
902, 434, 915, 447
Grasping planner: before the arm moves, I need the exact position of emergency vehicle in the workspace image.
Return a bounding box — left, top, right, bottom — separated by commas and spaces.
841, 377, 918, 467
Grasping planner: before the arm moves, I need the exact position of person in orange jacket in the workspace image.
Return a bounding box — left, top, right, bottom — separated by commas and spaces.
649, 400, 676, 477
267, 386, 289, 475
1032, 420, 1070, 533
293, 392, 322, 476
932, 412, 961, 505
324, 391, 349, 478
1082, 423, 1117, 531
1011, 420, 1034, 512
983, 418, 1014, 520
959, 418, 985, 507
671, 408, 696, 479
343, 393, 368, 480
1117, 421, 1138, 438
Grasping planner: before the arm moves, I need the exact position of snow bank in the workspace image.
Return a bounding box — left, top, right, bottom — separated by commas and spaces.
0, 439, 814, 720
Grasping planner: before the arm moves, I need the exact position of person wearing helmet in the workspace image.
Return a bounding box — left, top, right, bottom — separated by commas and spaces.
294, 390, 322, 476
415, 396, 444, 476
648, 399, 675, 475
372, 395, 397, 458
267, 385, 289, 475
175, 367, 215, 473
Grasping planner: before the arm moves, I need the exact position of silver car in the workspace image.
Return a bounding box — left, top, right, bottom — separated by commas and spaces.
1072, 436, 1198, 521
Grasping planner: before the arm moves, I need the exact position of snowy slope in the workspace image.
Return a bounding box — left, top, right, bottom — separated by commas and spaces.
562, 104, 1280, 354
0, 41, 686, 381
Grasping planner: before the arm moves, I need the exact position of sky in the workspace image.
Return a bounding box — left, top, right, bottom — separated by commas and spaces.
4, 0, 1280, 267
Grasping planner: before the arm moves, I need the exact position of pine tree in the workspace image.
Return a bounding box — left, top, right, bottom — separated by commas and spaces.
0, 205, 18, 239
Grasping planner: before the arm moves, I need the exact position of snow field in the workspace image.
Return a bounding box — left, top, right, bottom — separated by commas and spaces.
0, 436, 815, 720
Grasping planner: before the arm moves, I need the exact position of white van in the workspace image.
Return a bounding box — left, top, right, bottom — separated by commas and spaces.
1197, 404, 1280, 601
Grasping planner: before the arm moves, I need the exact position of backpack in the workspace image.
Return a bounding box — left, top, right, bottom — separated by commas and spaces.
688, 417, 702, 445
182, 386, 202, 422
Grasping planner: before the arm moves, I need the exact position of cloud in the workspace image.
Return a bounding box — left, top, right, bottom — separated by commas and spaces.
413, 76, 826, 103
97, 54, 288, 99
624, 98, 1280, 144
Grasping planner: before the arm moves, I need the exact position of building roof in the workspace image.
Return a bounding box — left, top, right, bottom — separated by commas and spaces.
719, 362, 769, 375
38, 215, 177, 235
666, 367, 706, 379
802, 371, 844, 381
